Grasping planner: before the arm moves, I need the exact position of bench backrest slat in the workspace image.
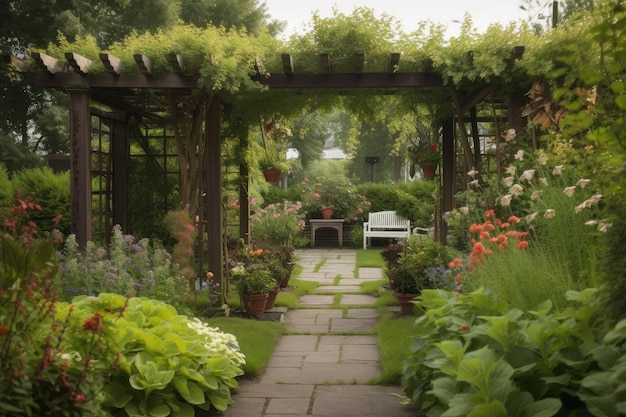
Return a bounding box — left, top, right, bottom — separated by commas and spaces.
368, 211, 409, 228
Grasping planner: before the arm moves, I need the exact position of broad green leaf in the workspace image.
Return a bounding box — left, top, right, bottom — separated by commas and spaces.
522, 398, 563, 417
431, 376, 457, 404
149, 404, 171, 417
467, 400, 507, 417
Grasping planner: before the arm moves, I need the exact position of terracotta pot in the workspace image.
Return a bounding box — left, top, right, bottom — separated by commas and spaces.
321, 206, 333, 219
241, 293, 268, 317
265, 289, 280, 310
279, 272, 291, 288
393, 292, 419, 315
263, 168, 281, 182
420, 164, 436, 179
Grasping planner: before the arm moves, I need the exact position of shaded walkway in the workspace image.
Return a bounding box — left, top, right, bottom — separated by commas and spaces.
219, 249, 418, 417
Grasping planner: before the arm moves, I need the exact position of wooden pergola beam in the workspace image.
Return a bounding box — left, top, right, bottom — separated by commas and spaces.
167, 53, 185, 74
353, 53, 365, 73
319, 53, 331, 74
65, 52, 92, 75
100, 53, 123, 75
387, 53, 401, 74
134, 54, 153, 76
281, 54, 294, 75
31, 52, 65, 74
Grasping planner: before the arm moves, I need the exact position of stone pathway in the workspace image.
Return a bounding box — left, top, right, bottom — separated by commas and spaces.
218, 248, 419, 417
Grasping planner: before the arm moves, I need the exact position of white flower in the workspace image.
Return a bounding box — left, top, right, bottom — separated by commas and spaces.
502, 176, 515, 187
467, 169, 478, 178
526, 212, 538, 223
520, 169, 536, 182
552, 165, 564, 176
585, 220, 598, 226
563, 186, 576, 197
599, 222, 613, 233
500, 194, 513, 206
589, 194, 603, 204
576, 179, 591, 188
509, 184, 524, 196
505, 165, 517, 175
537, 153, 549, 165
531, 190, 543, 200
469, 179, 480, 188
540, 177, 548, 185
544, 209, 555, 218
459, 206, 469, 215
575, 202, 587, 213
514, 150, 525, 161
504, 128, 516, 142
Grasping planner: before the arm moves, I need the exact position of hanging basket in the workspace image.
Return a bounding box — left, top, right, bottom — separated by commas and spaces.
263, 168, 281, 182
420, 164, 437, 179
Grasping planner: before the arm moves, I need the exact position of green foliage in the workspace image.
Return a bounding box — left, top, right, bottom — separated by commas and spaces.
55, 226, 193, 312
101, 295, 245, 415
401, 288, 616, 417
11, 166, 71, 236
383, 236, 457, 294
0, 192, 117, 416
299, 176, 371, 222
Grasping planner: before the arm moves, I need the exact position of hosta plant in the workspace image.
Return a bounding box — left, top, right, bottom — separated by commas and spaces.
100, 294, 245, 417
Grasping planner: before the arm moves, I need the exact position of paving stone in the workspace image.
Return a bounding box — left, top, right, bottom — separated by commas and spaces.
298, 295, 335, 306
345, 308, 380, 319
312, 385, 419, 417
265, 397, 311, 415
329, 318, 378, 332
339, 294, 378, 305
315, 285, 360, 293
358, 267, 384, 279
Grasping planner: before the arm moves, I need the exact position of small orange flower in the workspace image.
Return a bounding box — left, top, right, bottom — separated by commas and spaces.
206, 271, 214, 279
517, 241, 529, 249
485, 209, 495, 217
460, 324, 469, 330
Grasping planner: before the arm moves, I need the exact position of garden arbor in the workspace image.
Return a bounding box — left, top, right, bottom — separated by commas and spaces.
7, 45, 528, 290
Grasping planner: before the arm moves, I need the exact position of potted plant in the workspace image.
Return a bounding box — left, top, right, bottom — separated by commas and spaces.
250, 201, 307, 248
383, 236, 455, 314
232, 265, 277, 317
300, 176, 370, 221
407, 133, 442, 179
258, 117, 292, 182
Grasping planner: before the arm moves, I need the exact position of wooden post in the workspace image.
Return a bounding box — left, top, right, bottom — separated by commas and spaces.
68, 90, 92, 248
111, 112, 130, 232
239, 129, 251, 245
441, 117, 455, 243
205, 96, 224, 301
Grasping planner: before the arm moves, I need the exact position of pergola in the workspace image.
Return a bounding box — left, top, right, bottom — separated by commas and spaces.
8, 47, 528, 289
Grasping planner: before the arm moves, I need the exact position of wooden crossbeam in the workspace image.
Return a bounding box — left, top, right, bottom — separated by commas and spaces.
319, 53, 331, 74
353, 53, 365, 74
65, 52, 92, 75
99, 53, 123, 75
31, 52, 64, 74
281, 54, 294, 75
134, 54, 153, 76
167, 53, 184, 74
387, 53, 401, 74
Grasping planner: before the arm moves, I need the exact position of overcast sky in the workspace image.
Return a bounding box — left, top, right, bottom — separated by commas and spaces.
264, 0, 534, 39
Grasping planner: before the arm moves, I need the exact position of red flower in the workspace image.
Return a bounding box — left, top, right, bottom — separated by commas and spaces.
460, 324, 469, 331
485, 209, 495, 217
82, 313, 103, 332
0, 324, 9, 335
517, 241, 529, 249
429, 144, 438, 152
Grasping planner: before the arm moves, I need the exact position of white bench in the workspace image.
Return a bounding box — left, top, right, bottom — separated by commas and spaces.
363, 211, 411, 249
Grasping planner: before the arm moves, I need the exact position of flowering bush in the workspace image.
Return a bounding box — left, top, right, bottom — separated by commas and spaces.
250, 201, 306, 247
55, 225, 192, 312
229, 247, 280, 294
383, 235, 456, 294
0, 192, 122, 416
300, 177, 371, 222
